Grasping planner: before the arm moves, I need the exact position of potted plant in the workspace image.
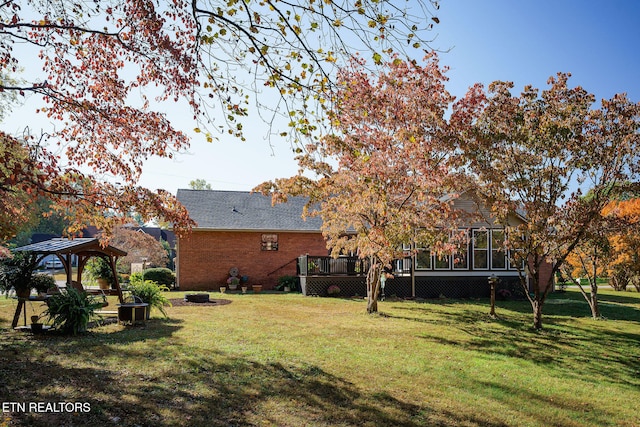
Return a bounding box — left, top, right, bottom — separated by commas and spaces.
86, 256, 116, 290
127, 274, 172, 318
30, 314, 44, 333
31, 274, 56, 297
0, 251, 41, 298
276, 275, 298, 292
44, 288, 104, 334
227, 276, 240, 291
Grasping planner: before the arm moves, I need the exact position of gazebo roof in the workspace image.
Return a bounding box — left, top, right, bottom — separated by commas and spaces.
13, 238, 127, 257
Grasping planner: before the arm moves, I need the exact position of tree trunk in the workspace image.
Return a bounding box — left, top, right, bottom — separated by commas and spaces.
589, 280, 600, 319
532, 299, 543, 330
366, 261, 382, 314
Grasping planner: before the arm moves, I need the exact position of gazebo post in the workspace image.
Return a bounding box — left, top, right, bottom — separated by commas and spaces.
109, 256, 124, 303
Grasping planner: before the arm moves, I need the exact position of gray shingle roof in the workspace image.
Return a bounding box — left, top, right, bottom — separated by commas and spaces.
177, 189, 323, 232
13, 238, 127, 256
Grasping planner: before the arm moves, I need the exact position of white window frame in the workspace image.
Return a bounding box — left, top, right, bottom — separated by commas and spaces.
414, 248, 432, 270
472, 229, 489, 270
491, 229, 507, 270
434, 252, 451, 270
452, 230, 469, 270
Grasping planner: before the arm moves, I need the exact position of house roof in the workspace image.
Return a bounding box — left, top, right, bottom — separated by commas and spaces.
176, 189, 323, 232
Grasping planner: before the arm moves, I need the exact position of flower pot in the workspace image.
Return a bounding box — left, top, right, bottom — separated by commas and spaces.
97, 278, 110, 290
31, 323, 43, 333
252, 284, 263, 293
241, 286, 247, 294
228, 284, 238, 291
15, 288, 31, 299
219, 287, 226, 293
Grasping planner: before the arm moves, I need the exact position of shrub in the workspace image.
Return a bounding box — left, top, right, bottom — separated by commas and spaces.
496, 288, 512, 301
142, 268, 175, 288
276, 275, 298, 292
327, 285, 341, 296
45, 288, 104, 335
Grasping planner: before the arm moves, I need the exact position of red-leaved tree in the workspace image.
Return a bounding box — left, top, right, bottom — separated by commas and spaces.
257, 54, 470, 313
1, 0, 442, 247
454, 74, 640, 329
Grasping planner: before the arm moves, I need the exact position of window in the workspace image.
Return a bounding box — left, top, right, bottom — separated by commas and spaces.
491, 230, 506, 269
434, 253, 450, 270
261, 234, 278, 251
473, 230, 489, 269
415, 249, 431, 270
452, 230, 469, 270
453, 248, 468, 270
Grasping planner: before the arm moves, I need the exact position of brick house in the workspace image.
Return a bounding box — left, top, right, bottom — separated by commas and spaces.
175, 189, 327, 291
176, 189, 551, 297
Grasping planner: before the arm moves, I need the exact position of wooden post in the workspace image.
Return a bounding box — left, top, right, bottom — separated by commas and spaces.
489, 274, 498, 318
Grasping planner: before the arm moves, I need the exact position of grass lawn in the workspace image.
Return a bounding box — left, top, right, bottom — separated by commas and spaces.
1, 288, 639, 426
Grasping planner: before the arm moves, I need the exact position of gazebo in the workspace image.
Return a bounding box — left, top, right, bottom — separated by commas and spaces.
13, 238, 127, 303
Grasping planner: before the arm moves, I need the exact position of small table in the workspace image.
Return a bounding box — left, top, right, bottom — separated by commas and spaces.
117, 303, 149, 325
11, 295, 51, 329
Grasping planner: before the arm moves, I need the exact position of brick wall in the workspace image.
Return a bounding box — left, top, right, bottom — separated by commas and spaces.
177, 230, 328, 291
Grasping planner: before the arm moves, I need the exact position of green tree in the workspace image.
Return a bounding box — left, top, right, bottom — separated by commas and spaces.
188, 179, 212, 191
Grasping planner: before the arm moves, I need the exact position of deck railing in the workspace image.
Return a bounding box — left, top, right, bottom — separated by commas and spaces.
297, 255, 412, 276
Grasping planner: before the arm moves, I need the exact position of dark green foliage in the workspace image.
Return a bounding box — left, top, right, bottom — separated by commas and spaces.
0, 251, 40, 295
142, 267, 175, 288
276, 275, 299, 292
44, 288, 104, 334
86, 256, 115, 282
31, 273, 56, 294
127, 274, 172, 316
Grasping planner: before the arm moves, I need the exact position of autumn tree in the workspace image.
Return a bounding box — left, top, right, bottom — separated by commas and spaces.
455, 73, 640, 329
562, 226, 609, 319
257, 54, 470, 313
109, 227, 168, 274
602, 198, 640, 291
1, 0, 441, 249
561, 196, 640, 318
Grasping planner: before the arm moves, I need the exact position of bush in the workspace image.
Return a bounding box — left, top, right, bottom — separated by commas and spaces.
496, 288, 512, 301
45, 288, 104, 335
327, 285, 341, 296
276, 275, 298, 292
142, 268, 175, 288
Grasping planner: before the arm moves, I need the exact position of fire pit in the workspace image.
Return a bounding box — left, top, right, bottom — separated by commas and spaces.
184, 293, 210, 303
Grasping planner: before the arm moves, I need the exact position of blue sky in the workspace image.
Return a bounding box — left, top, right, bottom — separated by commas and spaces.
434, 0, 640, 102
8, 1, 640, 195
138, 0, 640, 195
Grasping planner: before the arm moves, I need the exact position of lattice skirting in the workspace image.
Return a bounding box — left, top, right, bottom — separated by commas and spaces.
301, 276, 523, 299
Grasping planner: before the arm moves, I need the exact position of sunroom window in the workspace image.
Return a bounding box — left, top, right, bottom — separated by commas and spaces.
491, 230, 507, 269
473, 230, 489, 269
415, 249, 431, 270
